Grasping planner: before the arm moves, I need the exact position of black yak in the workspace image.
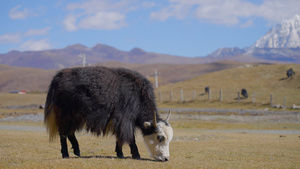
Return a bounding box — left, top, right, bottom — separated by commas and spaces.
44, 66, 173, 162
287, 68, 295, 78
205, 86, 210, 94
241, 89, 248, 98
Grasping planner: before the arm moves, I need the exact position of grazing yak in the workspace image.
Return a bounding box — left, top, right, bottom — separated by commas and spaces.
205, 86, 210, 94
287, 68, 295, 78
44, 66, 173, 162
241, 89, 248, 98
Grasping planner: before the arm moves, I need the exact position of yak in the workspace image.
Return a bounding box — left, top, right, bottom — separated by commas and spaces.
44, 66, 173, 162
241, 89, 248, 98
287, 68, 295, 78
205, 86, 210, 94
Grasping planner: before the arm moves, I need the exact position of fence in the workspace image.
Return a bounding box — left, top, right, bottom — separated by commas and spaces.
156, 89, 300, 109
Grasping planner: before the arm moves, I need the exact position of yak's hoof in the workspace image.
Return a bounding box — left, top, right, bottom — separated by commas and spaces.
132, 155, 140, 160
62, 155, 69, 159
117, 154, 124, 159
74, 150, 80, 157
74, 152, 81, 157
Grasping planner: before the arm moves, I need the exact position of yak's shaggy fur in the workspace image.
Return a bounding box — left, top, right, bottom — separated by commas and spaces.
44, 66, 172, 161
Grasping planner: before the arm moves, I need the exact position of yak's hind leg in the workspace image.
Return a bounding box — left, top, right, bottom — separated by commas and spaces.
129, 138, 140, 159
60, 135, 69, 158
68, 133, 80, 157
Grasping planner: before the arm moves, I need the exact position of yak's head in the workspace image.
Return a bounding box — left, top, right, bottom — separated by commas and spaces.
143, 111, 173, 162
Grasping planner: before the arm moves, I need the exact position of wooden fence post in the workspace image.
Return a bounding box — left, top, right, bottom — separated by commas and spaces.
283, 96, 286, 109
219, 90, 222, 101
159, 91, 162, 102
180, 90, 184, 102
208, 89, 211, 101
193, 91, 196, 101
237, 91, 240, 103
252, 91, 256, 104
170, 91, 173, 102
270, 94, 273, 107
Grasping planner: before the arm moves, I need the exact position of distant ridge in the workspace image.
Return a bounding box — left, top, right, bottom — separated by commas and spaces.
0, 61, 261, 92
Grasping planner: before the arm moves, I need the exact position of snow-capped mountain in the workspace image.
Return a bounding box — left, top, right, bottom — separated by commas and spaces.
204, 15, 300, 63
254, 15, 300, 48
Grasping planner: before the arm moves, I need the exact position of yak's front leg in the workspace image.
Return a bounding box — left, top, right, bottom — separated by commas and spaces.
129, 138, 140, 159
60, 135, 69, 158
68, 133, 80, 157
115, 140, 124, 158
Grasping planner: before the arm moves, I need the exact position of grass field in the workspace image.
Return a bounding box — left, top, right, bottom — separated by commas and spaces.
0, 63, 300, 168
156, 64, 300, 110
0, 120, 299, 169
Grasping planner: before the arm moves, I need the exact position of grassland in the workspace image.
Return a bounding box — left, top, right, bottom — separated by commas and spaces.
0, 63, 300, 168
0, 93, 46, 118
0, 121, 299, 169
156, 64, 300, 110
0, 92, 299, 168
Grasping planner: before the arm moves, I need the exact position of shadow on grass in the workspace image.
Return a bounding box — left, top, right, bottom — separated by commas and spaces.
233, 97, 248, 101
72, 155, 157, 162
279, 77, 288, 81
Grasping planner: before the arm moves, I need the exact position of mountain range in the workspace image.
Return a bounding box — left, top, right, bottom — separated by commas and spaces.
0, 15, 300, 70
0, 61, 263, 92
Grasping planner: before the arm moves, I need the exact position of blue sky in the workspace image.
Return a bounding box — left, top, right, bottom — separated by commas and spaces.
0, 0, 300, 57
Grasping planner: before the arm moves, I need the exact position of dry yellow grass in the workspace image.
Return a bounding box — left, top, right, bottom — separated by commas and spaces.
0, 121, 299, 169
0, 93, 46, 107
156, 64, 300, 110
0, 93, 46, 118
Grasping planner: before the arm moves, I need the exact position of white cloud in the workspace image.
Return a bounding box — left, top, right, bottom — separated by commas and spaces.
9, 5, 30, 19
20, 39, 52, 51
0, 33, 22, 44
78, 12, 126, 30
63, 14, 78, 31
150, 0, 300, 26
258, 0, 300, 24
142, 1, 156, 8
150, 2, 189, 21
25, 27, 51, 36
66, 0, 136, 14
195, 0, 258, 26
0, 27, 51, 45
63, 0, 136, 31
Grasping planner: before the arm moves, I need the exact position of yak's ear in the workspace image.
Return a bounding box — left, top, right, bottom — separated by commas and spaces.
143, 122, 151, 128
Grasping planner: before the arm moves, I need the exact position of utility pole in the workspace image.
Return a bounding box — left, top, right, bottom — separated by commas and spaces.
155, 69, 158, 88
78, 53, 86, 67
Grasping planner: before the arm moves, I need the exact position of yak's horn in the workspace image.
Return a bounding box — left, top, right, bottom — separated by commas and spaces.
166, 110, 171, 122
153, 111, 157, 128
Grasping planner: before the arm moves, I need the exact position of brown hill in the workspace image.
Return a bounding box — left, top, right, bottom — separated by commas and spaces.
0, 64, 55, 93
96, 61, 265, 86
0, 61, 257, 93
157, 64, 300, 107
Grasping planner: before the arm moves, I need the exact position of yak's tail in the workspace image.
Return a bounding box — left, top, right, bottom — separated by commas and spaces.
44, 90, 59, 142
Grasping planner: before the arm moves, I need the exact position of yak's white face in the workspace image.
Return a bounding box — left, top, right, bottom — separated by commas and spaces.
143, 121, 173, 162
